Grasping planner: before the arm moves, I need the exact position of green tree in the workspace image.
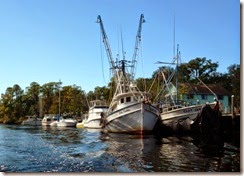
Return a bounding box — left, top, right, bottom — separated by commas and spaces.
1, 87, 15, 122
182, 57, 219, 83
41, 82, 60, 114
0, 84, 25, 123
227, 64, 240, 108
25, 82, 41, 116
59, 85, 87, 115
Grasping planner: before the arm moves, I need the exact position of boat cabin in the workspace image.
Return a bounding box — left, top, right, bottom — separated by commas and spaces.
110, 92, 152, 111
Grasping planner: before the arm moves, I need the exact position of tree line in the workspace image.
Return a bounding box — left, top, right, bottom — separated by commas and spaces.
0, 57, 240, 124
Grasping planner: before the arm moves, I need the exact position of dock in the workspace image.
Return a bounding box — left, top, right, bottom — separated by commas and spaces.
221, 113, 240, 146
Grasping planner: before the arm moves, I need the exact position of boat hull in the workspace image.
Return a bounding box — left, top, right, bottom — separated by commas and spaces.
84, 119, 102, 129
76, 122, 85, 128
104, 103, 159, 134
22, 120, 42, 126
160, 103, 216, 132
57, 120, 77, 127
50, 121, 58, 127
57, 122, 76, 127
21, 117, 42, 126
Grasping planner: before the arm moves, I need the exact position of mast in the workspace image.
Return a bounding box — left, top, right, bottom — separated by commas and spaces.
59, 80, 61, 116
97, 15, 116, 70
175, 44, 179, 103
131, 14, 145, 80
39, 88, 42, 118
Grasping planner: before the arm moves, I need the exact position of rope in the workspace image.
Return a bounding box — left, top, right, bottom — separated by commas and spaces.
186, 66, 218, 100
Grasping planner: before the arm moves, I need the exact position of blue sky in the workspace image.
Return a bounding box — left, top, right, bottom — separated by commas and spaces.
0, 0, 240, 94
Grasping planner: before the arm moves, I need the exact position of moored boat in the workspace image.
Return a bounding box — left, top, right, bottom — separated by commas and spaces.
41, 114, 53, 126
160, 102, 216, 132
103, 88, 160, 133
157, 45, 220, 133
56, 115, 77, 127
21, 116, 42, 126
83, 100, 108, 129
97, 14, 160, 134
49, 115, 60, 127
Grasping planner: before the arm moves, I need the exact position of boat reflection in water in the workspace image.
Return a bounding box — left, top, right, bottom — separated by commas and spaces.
100, 133, 159, 172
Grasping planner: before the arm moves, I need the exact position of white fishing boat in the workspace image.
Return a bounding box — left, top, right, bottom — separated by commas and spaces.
83, 100, 108, 129
103, 81, 160, 133
160, 102, 217, 131
21, 116, 42, 126
56, 115, 77, 127
97, 14, 160, 133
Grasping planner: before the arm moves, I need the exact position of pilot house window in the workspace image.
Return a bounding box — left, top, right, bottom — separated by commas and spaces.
120, 98, 124, 104
126, 97, 131, 102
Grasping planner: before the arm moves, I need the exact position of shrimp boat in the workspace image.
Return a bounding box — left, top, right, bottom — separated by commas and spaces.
81, 100, 108, 129
97, 14, 160, 134
102, 69, 160, 133
157, 45, 219, 133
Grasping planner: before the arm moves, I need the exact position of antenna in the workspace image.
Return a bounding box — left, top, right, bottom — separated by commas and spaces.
120, 29, 126, 61
116, 26, 120, 65
58, 79, 61, 116
173, 14, 176, 59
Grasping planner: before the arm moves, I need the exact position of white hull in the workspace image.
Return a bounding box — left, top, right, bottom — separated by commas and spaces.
50, 121, 58, 127
42, 121, 51, 126
84, 119, 102, 129
161, 104, 203, 122
22, 120, 42, 126
42, 115, 60, 126
160, 103, 216, 131
42, 115, 52, 126
57, 121, 76, 127
22, 117, 42, 126
56, 116, 77, 127
105, 102, 159, 133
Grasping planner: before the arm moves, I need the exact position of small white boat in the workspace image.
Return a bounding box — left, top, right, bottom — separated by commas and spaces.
56, 115, 77, 127
83, 100, 108, 129
21, 116, 42, 126
49, 115, 60, 127
41, 114, 53, 126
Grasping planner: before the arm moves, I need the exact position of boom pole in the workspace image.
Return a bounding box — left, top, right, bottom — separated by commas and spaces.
131, 14, 145, 80
97, 15, 115, 70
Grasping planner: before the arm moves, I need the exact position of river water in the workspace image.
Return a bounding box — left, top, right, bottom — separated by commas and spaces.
0, 124, 240, 173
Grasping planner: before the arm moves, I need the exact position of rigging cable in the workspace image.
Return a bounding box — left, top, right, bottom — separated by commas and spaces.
186, 66, 218, 100
140, 39, 147, 92
100, 30, 108, 85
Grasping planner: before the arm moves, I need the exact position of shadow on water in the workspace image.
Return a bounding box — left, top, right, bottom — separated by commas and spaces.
99, 131, 240, 172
